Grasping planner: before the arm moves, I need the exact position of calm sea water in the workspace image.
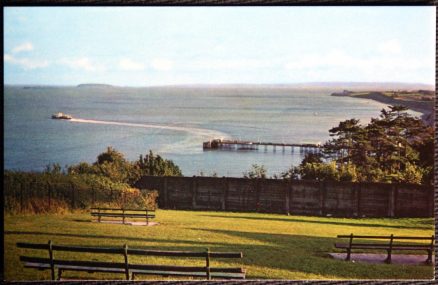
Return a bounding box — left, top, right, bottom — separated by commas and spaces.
4, 85, 419, 177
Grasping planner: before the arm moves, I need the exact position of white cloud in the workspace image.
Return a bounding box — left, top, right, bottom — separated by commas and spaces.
378, 39, 402, 55
59, 57, 105, 72
4, 53, 49, 70
119, 58, 145, 71
151, 59, 174, 71
12, 42, 34, 54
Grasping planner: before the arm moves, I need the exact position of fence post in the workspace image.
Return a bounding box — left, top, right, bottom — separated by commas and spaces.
284, 180, 290, 215
388, 184, 396, 217
192, 176, 197, 209
319, 181, 327, 216
207, 180, 211, 210
256, 179, 262, 212
221, 177, 227, 211
357, 183, 362, 217
289, 180, 294, 215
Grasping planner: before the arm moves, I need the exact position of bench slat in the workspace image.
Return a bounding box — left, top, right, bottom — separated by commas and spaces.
90, 208, 154, 212
20, 256, 244, 273
18, 243, 242, 258
91, 213, 155, 218
18, 243, 124, 254
335, 243, 431, 249
336, 243, 431, 250
23, 263, 245, 279
24, 262, 125, 273
128, 249, 242, 258
132, 269, 245, 279
337, 235, 434, 240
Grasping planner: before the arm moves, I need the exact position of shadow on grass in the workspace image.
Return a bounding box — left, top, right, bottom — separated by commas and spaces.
200, 215, 432, 230
6, 229, 352, 279
72, 219, 91, 223
6, 228, 433, 280
4, 230, 228, 248
191, 228, 433, 279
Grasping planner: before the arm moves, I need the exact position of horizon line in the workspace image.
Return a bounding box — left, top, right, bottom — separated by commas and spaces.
4, 81, 436, 89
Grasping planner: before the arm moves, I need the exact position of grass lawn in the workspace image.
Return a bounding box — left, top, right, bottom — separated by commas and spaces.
4, 210, 434, 280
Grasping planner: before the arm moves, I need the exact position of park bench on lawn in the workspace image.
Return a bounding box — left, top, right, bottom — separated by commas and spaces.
17, 240, 246, 280
335, 234, 434, 264
91, 207, 155, 225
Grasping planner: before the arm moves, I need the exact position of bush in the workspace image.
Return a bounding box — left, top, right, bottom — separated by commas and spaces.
4, 171, 159, 214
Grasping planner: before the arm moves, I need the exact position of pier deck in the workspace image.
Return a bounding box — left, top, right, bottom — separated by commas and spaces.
203, 139, 322, 152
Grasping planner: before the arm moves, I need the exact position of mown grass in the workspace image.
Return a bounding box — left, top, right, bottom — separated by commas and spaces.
4, 210, 434, 280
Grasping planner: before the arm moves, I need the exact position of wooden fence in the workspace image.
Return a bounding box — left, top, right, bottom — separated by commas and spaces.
135, 176, 434, 218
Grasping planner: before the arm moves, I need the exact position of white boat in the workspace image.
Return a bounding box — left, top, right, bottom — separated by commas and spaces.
51, 112, 72, 120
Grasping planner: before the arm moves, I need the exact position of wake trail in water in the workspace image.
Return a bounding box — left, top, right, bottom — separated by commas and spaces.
69, 118, 230, 154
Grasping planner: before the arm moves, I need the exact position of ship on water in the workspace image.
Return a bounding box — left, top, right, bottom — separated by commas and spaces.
51, 112, 72, 120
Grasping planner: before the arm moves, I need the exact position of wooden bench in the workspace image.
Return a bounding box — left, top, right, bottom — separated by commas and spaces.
17, 240, 246, 280
335, 234, 435, 264
91, 208, 155, 225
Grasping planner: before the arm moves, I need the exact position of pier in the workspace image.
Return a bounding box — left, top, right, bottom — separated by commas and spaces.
203, 139, 322, 153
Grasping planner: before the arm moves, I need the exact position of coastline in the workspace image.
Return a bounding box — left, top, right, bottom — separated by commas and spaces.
332, 91, 435, 126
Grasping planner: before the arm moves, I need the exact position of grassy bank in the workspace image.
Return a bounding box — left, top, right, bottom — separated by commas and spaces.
4, 210, 434, 280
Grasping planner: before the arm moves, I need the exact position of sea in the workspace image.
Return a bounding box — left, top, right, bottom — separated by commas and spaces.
4, 85, 422, 177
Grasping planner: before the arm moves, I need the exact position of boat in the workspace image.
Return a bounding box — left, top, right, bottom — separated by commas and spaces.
51, 112, 72, 120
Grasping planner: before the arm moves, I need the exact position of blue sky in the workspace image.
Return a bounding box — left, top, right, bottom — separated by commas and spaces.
4, 7, 436, 86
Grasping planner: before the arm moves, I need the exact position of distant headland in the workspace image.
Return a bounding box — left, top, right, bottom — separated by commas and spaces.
331, 89, 435, 125
76, 83, 115, 88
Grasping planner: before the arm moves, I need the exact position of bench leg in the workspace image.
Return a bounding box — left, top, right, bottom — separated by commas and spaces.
57, 269, 62, 281
131, 272, 135, 280
426, 250, 432, 265
346, 249, 351, 261
385, 250, 392, 264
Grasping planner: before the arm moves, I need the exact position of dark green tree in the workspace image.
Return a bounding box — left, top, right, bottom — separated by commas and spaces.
134, 150, 182, 177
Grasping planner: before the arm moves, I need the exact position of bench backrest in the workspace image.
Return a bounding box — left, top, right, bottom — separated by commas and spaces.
91, 207, 154, 211
17, 240, 244, 280
91, 208, 155, 213
337, 234, 435, 247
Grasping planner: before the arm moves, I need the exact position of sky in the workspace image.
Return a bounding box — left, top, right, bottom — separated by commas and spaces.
4, 7, 436, 86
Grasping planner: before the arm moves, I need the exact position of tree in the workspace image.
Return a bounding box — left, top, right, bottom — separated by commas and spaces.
298, 161, 339, 181
96, 146, 126, 165
44, 163, 63, 175
68, 147, 182, 184
134, 150, 182, 177
243, 164, 267, 179
325, 118, 362, 164
291, 105, 433, 185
